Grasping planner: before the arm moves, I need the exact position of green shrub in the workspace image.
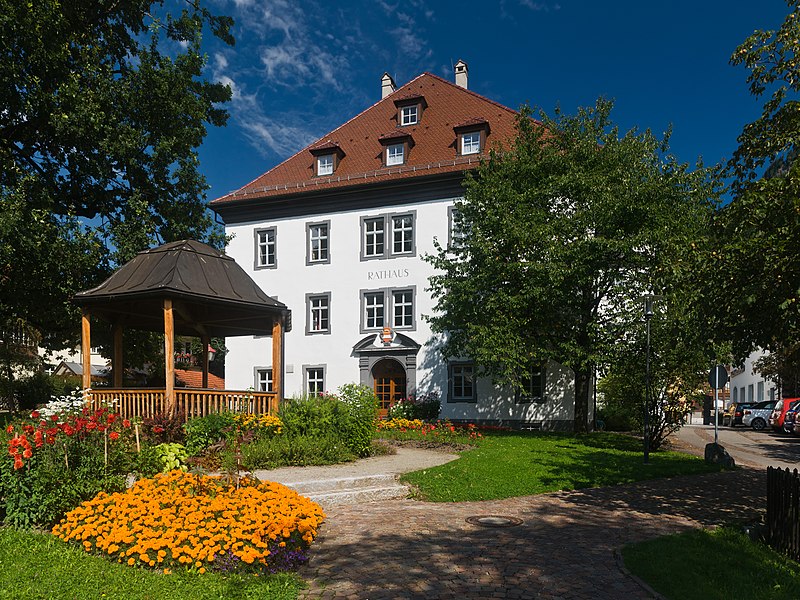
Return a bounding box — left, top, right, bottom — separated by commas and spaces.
0, 446, 127, 529
184, 412, 236, 456
141, 410, 186, 445
278, 386, 378, 458
151, 442, 189, 472
134, 444, 165, 478
337, 383, 379, 457
598, 404, 637, 431
237, 434, 356, 470
387, 391, 440, 421
13, 372, 58, 410
0, 406, 136, 528
277, 394, 350, 439
51, 375, 84, 397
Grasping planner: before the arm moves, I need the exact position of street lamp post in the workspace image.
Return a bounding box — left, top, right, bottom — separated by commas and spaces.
643, 296, 654, 464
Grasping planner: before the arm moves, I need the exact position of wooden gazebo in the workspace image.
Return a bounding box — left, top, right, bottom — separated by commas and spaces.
74, 240, 291, 419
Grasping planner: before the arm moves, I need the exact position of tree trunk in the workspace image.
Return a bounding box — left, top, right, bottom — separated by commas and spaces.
573, 367, 591, 433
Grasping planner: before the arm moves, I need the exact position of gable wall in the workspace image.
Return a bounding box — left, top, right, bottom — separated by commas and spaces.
223, 188, 579, 429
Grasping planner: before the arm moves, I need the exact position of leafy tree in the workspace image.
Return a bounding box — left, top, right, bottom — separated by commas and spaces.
0, 192, 105, 351
425, 99, 719, 433
753, 344, 800, 397
599, 303, 708, 450
0, 1, 233, 368
710, 1, 800, 380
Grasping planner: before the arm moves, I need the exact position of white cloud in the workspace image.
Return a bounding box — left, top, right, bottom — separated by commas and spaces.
213, 52, 228, 71
239, 117, 318, 158
379, 1, 435, 67
206, 0, 439, 158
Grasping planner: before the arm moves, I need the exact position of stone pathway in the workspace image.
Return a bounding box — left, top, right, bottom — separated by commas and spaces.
298, 468, 765, 599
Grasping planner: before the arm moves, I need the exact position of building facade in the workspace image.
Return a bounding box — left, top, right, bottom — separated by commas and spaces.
729, 350, 779, 408
212, 63, 583, 430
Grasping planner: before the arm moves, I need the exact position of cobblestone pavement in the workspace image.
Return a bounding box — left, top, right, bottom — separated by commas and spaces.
298, 468, 765, 599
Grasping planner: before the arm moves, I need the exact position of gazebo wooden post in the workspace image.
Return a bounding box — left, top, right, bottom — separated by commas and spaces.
271, 316, 283, 410
81, 308, 92, 392
163, 299, 175, 415
113, 323, 123, 388
201, 335, 210, 388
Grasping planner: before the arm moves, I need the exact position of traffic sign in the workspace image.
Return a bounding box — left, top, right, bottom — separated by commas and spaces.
708, 365, 729, 389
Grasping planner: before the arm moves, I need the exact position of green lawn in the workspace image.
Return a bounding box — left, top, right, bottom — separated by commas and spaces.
401, 431, 722, 502
623, 527, 800, 600
0, 527, 301, 600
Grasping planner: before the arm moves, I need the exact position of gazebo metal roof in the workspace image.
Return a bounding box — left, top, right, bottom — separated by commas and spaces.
74, 240, 290, 337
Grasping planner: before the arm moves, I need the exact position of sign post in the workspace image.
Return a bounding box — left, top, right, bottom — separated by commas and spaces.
707, 366, 729, 444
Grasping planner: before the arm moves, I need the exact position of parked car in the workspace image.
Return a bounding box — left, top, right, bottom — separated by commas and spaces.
742, 400, 777, 431
723, 402, 755, 427
789, 415, 800, 435
769, 398, 800, 432
783, 406, 800, 434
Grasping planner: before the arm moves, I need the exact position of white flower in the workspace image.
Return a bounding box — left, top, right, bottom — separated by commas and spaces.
38, 387, 88, 418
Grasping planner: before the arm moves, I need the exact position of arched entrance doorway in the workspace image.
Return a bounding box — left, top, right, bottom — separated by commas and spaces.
372, 358, 406, 417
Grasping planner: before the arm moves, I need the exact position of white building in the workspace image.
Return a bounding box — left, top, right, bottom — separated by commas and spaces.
729, 350, 779, 407
211, 63, 584, 430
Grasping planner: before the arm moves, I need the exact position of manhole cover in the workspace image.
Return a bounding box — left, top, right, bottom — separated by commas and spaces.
465, 515, 522, 528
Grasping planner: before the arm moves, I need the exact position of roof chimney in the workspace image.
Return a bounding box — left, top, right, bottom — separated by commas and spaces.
381, 73, 396, 99
454, 59, 468, 89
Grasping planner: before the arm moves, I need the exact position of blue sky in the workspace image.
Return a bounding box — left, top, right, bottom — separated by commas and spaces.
200, 0, 790, 204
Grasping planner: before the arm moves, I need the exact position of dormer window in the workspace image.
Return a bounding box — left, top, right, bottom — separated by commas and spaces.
317, 154, 334, 176
394, 93, 427, 128
454, 118, 490, 157
309, 140, 345, 176
386, 143, 405, 166
461, 131, 481, 155
379, 131, 413, 167
400, 105, 418, 126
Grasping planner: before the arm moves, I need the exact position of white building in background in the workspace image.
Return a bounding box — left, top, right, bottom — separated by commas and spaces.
211, 62, 586, 430
729, 350, 778, 407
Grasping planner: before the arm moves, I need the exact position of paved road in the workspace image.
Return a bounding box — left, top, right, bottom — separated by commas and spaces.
675, 417, 800, 471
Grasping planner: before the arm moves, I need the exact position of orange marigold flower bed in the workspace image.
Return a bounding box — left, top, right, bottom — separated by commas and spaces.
376, 418, 425, 431
52, 470, 325, 574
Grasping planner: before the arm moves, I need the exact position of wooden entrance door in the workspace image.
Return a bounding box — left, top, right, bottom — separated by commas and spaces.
373, 359, 406, 417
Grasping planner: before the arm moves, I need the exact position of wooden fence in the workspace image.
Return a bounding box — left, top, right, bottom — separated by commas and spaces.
767, 466, 800, 562
88, 388, 278, 421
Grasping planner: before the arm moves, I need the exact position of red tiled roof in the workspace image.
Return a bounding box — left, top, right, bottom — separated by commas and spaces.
393, 92, 425, 104
175, 368, 225, 390
454, 117, 489, 129
309, 140, 342, 152
211, 72, 520, 206
378, 130, 413, 142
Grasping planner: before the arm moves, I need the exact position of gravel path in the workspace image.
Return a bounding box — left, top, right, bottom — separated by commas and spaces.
251, 446, 459, 485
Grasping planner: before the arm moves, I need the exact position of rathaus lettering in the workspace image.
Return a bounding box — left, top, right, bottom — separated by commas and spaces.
367, 268, 410, 281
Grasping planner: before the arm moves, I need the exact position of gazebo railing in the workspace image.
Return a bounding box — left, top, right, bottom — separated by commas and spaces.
88, 388, 278, 421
